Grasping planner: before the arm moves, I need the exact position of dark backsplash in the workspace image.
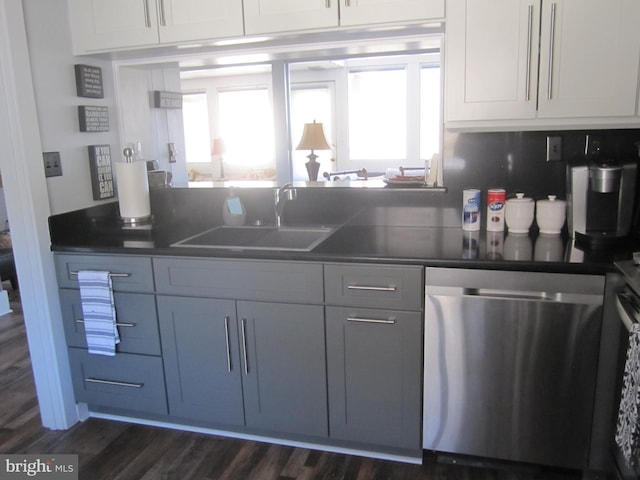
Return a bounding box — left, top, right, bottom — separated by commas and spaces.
146, 128, 640, 230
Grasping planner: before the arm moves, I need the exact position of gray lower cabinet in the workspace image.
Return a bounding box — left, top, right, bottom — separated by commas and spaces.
158, 296, 244, 427
238, 301, 328, 438
326, 306, 422, 452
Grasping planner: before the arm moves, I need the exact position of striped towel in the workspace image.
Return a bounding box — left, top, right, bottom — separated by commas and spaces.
78, 270, 120, 356
616, 322, 640, 467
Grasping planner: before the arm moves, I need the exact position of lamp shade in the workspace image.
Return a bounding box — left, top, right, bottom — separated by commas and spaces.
212, 137, 226, 156
295, 121, 330, 151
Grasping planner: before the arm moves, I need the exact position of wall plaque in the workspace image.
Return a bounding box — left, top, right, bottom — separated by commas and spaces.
154, 90, 183, 109
75, 64, 104, 98
87, 145, 115, 200
78, 105, 109, 132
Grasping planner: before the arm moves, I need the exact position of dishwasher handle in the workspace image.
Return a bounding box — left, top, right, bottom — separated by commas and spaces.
427, 285, 602, 305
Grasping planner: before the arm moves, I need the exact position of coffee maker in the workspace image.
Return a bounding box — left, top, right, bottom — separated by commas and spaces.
567, 155, 637, 248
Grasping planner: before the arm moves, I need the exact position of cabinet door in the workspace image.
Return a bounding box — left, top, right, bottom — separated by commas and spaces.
243, 0, 339, 35
445, 0, 540, 122
237, 301, 328, 438
157, 0, 244, 44
326, 306, 422, 452
537, 0, 640, 118
340, 0, 444, 27
158, 296, 245, 427
68, 0, 159, 53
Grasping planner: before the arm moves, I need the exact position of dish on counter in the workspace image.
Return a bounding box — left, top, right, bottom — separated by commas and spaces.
383, 175, 425, 187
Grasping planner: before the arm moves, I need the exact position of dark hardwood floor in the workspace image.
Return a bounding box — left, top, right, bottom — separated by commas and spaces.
0, 287, 592, 479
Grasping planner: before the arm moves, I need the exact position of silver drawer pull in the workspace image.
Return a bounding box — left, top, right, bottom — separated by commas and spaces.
70, 271, 130, 278
347, 285, 397, 292
224, 316, 232, 373
76, 319, 137, 328
85, 377, 144, 388
347, 316, 396, 325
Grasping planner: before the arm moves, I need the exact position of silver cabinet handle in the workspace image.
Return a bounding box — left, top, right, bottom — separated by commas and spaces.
85, 377, 144, 388
241, 318, 249, 375
347, 285, 397, 292
325, 0, 331, 7
159, 0, 167, 26
547, 2, 557, 100
345, 0, 351, 6
525, 4, 533, 101
347, 316, 396, 325
143, 0, 151, 27
224, 316, 232, 373
70, 271, 130, 278
76, 319, 136, 328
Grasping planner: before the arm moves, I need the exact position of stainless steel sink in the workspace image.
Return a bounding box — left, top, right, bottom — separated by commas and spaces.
171, 225, 336, 251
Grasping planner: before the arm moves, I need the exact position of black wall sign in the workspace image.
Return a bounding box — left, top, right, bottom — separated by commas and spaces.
75, 64, 104, 98
78, 105, 109, 132
87, 145, 114, 200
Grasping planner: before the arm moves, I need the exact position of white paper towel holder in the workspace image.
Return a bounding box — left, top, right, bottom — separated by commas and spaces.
118, 148, 153, 227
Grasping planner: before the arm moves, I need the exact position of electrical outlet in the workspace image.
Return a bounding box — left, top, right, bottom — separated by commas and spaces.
43, 151, 62, 177
546, 136, 562, 162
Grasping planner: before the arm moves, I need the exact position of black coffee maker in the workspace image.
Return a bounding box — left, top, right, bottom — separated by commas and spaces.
567, 150, 637, 248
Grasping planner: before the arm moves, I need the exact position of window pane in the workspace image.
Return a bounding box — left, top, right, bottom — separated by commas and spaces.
290, 86, 333, 181
348, 68, 406, 161
420, 66, 441, 160
218, 88, 275, 169
182, 93, 211, 163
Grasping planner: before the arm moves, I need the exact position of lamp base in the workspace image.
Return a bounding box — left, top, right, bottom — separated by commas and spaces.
305, 153, 320, 181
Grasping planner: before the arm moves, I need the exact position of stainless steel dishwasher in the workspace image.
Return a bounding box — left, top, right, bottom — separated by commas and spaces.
424, 267, 604, 470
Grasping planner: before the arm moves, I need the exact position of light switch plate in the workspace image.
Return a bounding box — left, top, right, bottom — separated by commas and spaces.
43, 151, 62, 177
546, 136, 562, 162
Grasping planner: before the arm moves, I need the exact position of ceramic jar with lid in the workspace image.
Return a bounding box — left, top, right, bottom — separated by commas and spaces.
536, 195, 566, 235
505, 193, 535, 234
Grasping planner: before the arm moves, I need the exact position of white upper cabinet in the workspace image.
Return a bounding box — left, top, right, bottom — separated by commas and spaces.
537, 0, 640, 119
243, 0, 339, 35
68, 0, 244, 54
445, 0, 640, 125
157, 0, 244, 44
445, 0, 540, 121
68, 0, 160, 52
243, 0, 444, 35
339, 0, 445, 28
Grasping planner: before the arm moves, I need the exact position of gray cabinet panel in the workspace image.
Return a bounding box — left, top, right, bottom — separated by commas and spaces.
326, 306, 422, 451
60, 289, 160, 355
158, 296, 244, 426
68, 347, 167, 415
238, 301, 328, 438
324, 264, 423, 310
55, 253, 154, 292
154, 257, 323, 304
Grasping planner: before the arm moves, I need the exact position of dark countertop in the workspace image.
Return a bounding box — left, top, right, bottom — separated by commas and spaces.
48, 201, 639, 275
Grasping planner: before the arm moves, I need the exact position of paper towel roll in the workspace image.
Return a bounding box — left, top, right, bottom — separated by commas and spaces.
115, 161, 150, 221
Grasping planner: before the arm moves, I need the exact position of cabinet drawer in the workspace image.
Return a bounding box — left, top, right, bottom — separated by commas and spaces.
68, 348, 167, 415
153, 257, 324, 303
324, 264, 423, 310
60, 289, 160, 355
55, 254, 154, 293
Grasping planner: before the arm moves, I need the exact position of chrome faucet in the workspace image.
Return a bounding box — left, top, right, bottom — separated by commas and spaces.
275, 183, 297, 227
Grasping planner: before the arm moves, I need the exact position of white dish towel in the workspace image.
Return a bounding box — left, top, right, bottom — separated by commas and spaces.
78, 270, 120, 356
616, 322, 640, 467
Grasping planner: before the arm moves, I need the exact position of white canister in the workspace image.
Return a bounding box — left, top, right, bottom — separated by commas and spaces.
505, 193, 534, 234
536, 195, 566, 235
462, 189, 481, 231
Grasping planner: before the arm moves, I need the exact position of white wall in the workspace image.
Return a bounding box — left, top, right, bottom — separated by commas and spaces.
22, 0, 121, 214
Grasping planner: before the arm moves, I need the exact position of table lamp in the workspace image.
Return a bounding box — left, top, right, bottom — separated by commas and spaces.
295, 121, 330, 181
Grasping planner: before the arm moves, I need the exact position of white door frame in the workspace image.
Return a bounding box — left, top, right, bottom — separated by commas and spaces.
0, 0, 79, 429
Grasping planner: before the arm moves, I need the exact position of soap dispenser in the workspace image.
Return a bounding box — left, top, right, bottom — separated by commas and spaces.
222, 188, 247, 226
